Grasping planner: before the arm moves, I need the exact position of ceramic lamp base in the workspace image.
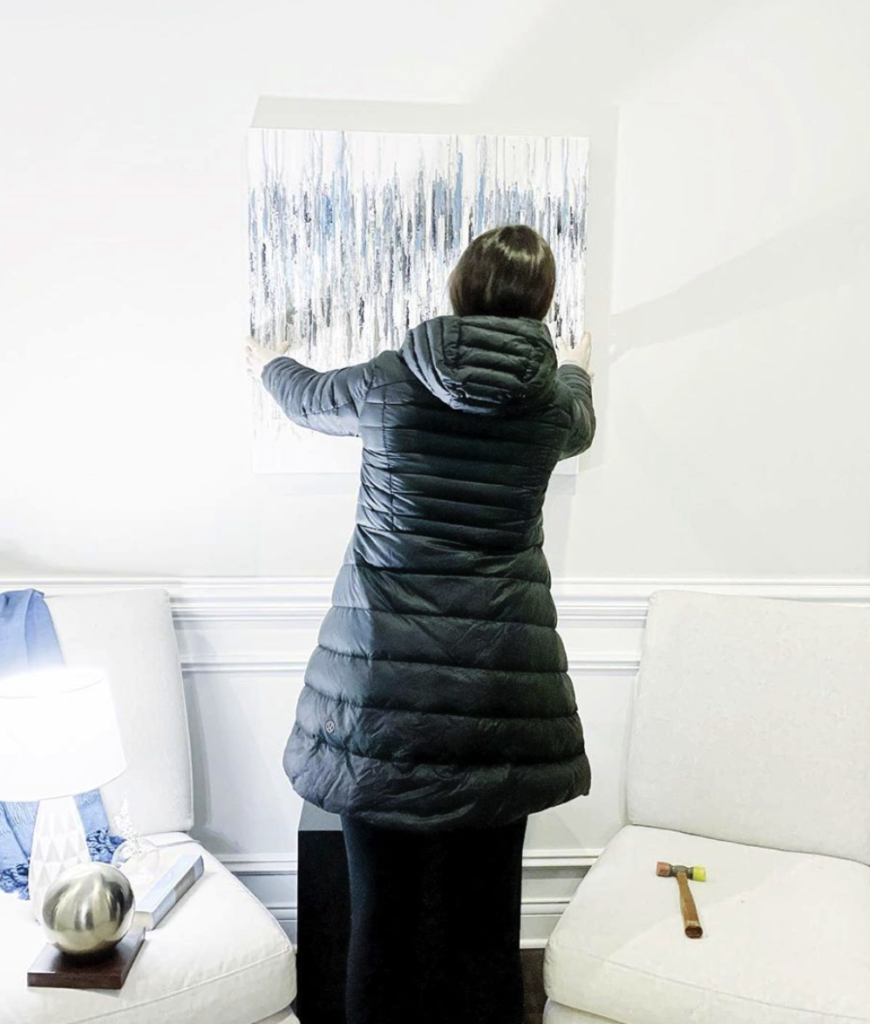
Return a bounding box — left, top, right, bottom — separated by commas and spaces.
29, 796, 90, 921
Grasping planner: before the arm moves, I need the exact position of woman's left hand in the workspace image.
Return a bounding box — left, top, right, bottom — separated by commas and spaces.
245, 338, 292, 379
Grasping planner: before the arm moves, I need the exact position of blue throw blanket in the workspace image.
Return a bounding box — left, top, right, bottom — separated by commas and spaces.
0, 589, 122, 898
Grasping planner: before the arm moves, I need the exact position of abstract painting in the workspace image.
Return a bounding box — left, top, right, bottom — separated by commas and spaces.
248, 128, 588, 472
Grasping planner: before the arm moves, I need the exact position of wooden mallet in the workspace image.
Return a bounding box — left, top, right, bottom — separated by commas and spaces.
656, 861, 706, 939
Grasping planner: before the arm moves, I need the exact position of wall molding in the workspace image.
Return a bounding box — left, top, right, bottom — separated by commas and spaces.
216, 847, 603, 877
180, 653, 641, 676
217, 853, 299, 875
10, 572, 864, 945
3, 575, 870, 625
221, 850, 597, 948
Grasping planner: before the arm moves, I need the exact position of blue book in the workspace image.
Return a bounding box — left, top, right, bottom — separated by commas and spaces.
133, 853, 204, 929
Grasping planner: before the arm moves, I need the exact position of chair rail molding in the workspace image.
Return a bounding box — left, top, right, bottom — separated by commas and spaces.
2, 575, 869, 622
179, 653, 641, 676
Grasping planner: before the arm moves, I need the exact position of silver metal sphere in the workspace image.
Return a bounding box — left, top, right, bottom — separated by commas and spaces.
41, 862, 135, 959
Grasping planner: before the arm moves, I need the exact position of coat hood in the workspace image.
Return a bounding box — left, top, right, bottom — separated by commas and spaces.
399, 315, 559, 416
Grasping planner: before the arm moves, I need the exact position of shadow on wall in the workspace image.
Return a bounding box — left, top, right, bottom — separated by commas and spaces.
464, 0, 742, 478
609, 193, 870, 361
470, 0, 730, 111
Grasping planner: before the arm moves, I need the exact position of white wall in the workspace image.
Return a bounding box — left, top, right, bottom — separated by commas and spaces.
599, 0, 870, 576
3, 0, 868, 579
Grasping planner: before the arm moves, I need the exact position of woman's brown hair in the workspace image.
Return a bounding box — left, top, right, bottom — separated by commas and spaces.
448, 225, 556, 321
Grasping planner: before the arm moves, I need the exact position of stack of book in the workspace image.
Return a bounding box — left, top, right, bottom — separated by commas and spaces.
131, 850, 204, 929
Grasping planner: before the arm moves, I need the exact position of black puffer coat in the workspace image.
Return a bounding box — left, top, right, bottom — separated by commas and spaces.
262, 314, 596, 831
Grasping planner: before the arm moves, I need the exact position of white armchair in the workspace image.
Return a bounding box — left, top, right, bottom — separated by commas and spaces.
544, 589, 870, 1024
0, 588, 297, 1024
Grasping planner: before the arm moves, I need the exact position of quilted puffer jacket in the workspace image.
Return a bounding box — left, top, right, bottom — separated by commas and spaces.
262, 314, 596, 831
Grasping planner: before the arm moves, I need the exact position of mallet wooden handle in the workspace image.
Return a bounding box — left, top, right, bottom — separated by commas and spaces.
676, 870, 703, 939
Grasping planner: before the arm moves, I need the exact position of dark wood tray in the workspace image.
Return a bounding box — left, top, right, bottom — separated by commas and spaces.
28, 928, 146, 990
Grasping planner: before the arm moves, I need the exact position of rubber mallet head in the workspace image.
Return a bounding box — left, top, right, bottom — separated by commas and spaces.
656, 861, 706, 882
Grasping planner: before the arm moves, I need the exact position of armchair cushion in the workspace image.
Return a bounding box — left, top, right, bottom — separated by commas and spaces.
544, 825, 870, 1024
627, 590, 870, 863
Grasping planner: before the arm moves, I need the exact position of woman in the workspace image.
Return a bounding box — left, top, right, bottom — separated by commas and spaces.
246, 224, 595, 1024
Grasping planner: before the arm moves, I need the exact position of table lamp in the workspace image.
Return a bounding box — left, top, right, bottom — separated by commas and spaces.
0, 667, 126, 919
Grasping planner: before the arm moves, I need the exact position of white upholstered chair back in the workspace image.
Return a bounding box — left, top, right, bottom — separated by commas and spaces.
45, 588, 193, 836
626, 590, 870, 864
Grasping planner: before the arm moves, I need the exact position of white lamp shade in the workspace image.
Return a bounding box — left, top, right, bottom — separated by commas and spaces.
0, 667, 126, 801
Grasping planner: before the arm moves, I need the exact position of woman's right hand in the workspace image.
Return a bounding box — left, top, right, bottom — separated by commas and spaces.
559, 331, 593, 377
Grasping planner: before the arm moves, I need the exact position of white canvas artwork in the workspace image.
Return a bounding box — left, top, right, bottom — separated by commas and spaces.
248, 128, 589, 473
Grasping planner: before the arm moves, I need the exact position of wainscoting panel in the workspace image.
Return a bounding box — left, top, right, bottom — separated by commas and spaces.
5, 575, 869, 946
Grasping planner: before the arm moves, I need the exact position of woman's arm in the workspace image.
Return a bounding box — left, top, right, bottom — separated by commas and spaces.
245, 338, 376, 437
556, 331, 596, 460
557, 363, 596, 459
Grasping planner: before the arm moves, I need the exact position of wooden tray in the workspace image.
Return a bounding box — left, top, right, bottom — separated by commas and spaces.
28, 929, 145, 990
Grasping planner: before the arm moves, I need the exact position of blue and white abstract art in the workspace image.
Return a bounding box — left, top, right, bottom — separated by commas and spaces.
248, 128, 588, 473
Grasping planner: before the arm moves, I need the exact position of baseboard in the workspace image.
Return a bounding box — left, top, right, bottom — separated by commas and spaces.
216, 847, 603, 876
219, 849, 598, 948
